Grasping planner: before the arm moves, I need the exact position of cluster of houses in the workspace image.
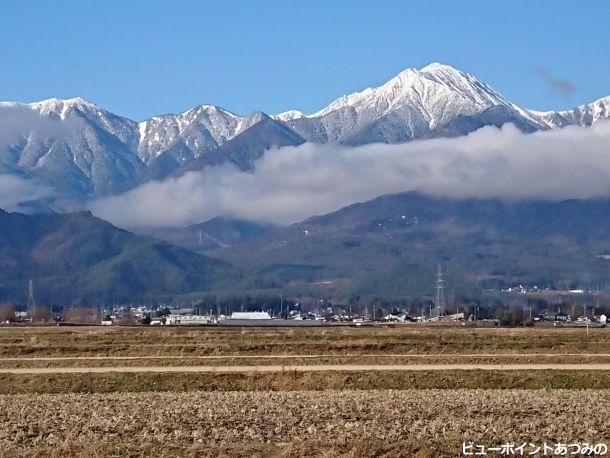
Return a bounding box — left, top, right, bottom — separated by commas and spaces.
383, 311, 465, 323
502, 284, 604, 295
551, 313, 607, 326
100, 306, 469, 327
146, 311, 324, 327
133, 306, 606, 328
0, 302, 606, 328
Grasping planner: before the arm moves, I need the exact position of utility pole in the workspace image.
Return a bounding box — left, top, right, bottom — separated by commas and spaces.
586, 311, 590, 336
583, 302, 589, 336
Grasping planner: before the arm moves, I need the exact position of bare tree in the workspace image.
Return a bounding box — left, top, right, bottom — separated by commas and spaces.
0, 303, 15, 322
64, 307, 101, 324
30, 305, 53, 322
117, 309, 136, 326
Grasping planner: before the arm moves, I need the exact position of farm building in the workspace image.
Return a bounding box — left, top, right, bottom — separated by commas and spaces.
229, 312, 272, 320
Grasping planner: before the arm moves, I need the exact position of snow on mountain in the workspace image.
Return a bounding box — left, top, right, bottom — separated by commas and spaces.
531, 95, 610, 129
313, 63, 510, 120
0, 97, 98, 119
0, 99, 271, 198
174, 114, 305, 175
272, 110, 305, 122
278, 63, 545, 144
138, 110, 274, 180
137, 105, 264, 164
5, 97, 140, 149
1, 62, 609, 204
0, 97, 142, 198
29, 97, 94, 120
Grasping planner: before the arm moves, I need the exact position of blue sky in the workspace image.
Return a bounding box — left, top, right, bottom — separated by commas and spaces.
1, 0, 609, 120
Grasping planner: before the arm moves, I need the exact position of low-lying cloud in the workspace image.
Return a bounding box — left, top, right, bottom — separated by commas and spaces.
0, 104, 75, 151
90, 121, 610, 228
0, 174, 53, 212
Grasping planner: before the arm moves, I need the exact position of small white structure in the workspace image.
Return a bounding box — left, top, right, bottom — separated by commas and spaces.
101, 320, 113, 326
384, 313, 407, 323
229, 311, 272, 320
599, 314, 607, 324
166, 314, 213, 325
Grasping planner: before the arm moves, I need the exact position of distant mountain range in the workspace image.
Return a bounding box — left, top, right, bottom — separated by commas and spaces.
4, 191, 610, 304
1, 63, 608, 203
138, 216, 276, 253
0, 209, 242, 304
208, 192, 610, 298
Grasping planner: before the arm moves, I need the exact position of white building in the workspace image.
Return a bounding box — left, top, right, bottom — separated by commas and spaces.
384, 313, 408, 323
229, 311, 272, 320
165, 314, 214, 325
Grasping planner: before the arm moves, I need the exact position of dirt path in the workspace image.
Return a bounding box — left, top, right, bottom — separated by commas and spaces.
2, 363, 610, 374
1, 353, 610, 361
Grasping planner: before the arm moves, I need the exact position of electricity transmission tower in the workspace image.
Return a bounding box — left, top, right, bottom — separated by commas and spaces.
433, 264, 446, 318
27, 280, 36, 312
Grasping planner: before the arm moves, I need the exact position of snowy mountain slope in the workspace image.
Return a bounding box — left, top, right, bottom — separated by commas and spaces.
278, 63, 546, 144
0, 100, 274, 197
0, 98, 143, 198
31, 97, 139, 144
275, 63, 610, 144
531, 95, 610, 129
418, 105, 540, 140
174, 115, 305, 175
137, 109, 268, 179
137, 106, 264, 164
1, 63, 609, 204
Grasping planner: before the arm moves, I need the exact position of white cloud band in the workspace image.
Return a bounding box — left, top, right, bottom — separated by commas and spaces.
82, 120, 610, 227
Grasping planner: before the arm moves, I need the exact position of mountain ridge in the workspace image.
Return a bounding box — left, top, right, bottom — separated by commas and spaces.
208, 191, 610, 298
0, 207, 242, 304
2, 63, 609, 204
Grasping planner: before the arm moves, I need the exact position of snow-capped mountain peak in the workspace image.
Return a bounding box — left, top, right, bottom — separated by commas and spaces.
28, 97, 102, 120
0, 97, 104, 120
272, 110, 305, 122
136, 104, 269, 164
2, 62, 610, 202
531, 95, 610, 128
294, 63, 510, 121
420, 61, 455, 72
278, 62, 542, 144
